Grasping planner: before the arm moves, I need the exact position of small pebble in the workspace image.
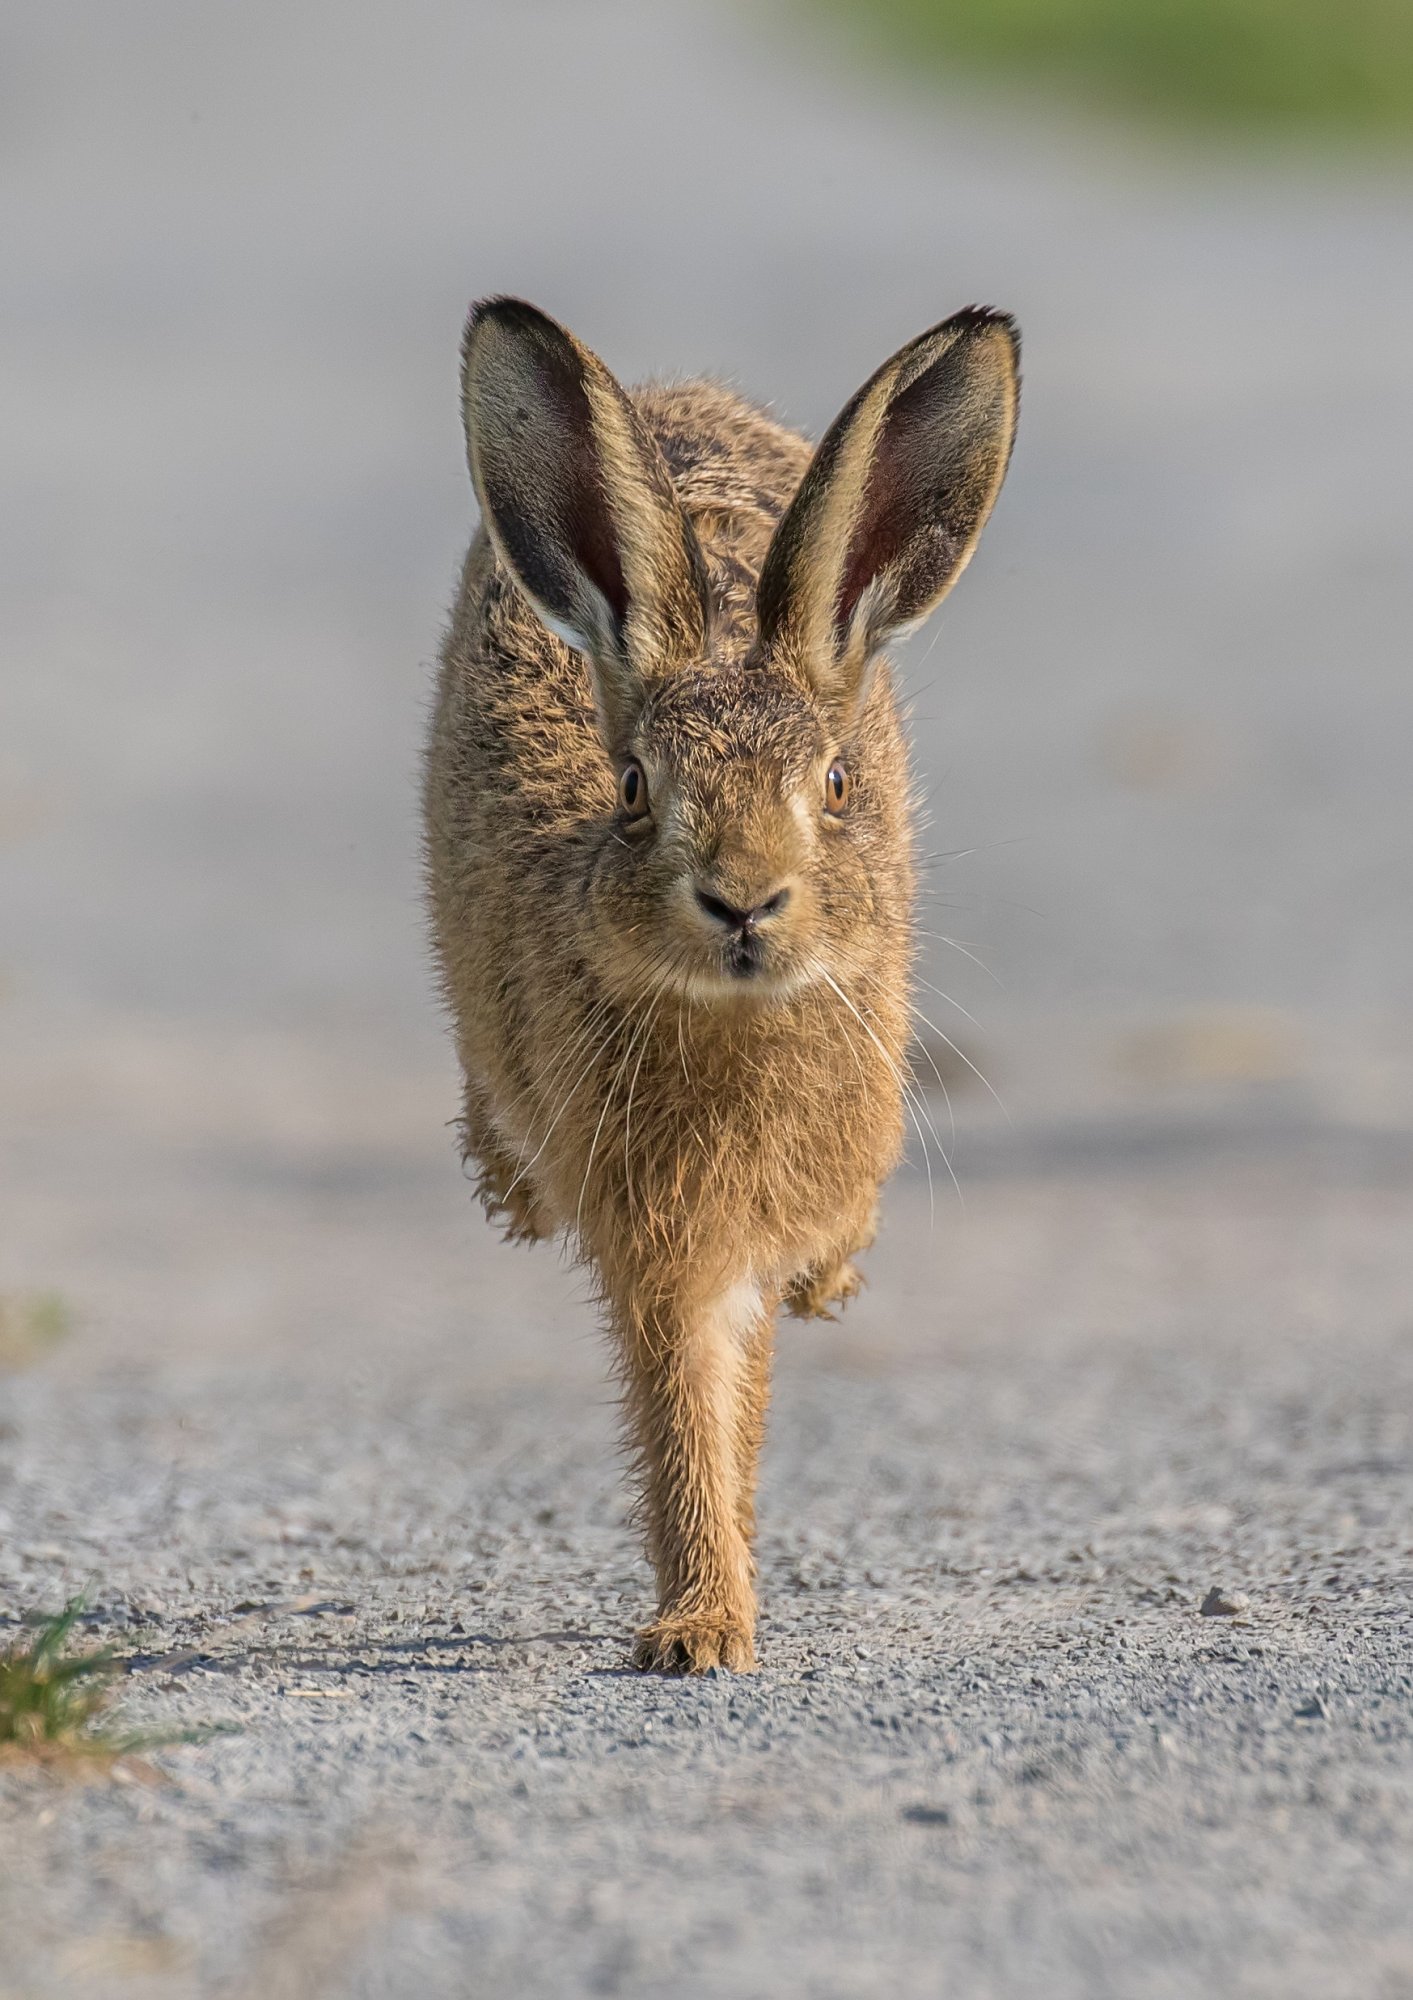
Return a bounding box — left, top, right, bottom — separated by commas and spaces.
901, 1805, 951, 1826
1200, 1587, 1249, 1618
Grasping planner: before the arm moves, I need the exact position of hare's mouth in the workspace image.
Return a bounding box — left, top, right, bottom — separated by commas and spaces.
724, 932, 766, 980
671, 954, 819, 1009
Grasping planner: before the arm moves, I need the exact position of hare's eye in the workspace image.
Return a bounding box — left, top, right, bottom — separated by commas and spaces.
823, 762, 851, 815
618, 760, 649, 817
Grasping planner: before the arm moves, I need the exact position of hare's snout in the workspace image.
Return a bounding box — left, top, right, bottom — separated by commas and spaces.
693, 880, 792, 932
693, 878, 795, 981
674, 825, 812, 992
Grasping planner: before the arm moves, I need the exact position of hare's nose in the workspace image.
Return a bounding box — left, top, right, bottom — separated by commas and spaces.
695, 883, 792, 933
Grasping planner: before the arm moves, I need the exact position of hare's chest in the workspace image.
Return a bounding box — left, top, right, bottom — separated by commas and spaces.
630, 1022, 898, 1235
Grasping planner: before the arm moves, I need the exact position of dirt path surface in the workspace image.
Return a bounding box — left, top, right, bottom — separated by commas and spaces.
2, 3, 1411, 1995
4, 1158, 1412, 1998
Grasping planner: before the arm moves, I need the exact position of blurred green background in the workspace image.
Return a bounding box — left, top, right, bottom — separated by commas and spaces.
807, 0, 1413, 134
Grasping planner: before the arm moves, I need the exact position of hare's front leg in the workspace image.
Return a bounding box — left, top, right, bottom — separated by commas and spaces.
458, 1084, 554, 1245
619, 1279, 771, 1674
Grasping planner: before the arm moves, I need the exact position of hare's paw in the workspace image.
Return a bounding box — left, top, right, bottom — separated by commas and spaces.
785, 1257, 864, 1322
474, 1166, 553, 1244
633, 1613, 756, 1675
460, 1094, 555, 1244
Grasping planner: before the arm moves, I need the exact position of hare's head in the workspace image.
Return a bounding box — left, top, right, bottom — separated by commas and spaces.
460, 298, 1019, 1007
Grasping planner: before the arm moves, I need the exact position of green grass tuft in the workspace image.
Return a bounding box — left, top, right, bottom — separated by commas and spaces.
0, 1603, 120, 1759
0, 1602, 234, 1770
801, 0, 1413, 137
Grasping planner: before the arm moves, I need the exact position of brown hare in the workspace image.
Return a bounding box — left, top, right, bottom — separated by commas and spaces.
424, 298, 1019, 1672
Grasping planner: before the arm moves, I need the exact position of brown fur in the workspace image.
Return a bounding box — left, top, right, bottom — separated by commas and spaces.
424, 299, 1019, 1671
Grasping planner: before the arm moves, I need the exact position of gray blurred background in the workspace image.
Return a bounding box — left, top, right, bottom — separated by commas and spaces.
2, 4, 1412, 1993
5, 2, 1412, 1306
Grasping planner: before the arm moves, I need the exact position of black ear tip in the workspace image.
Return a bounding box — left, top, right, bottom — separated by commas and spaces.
463, 295, 565, 353
951, 304, 1021, 356
470, 293, 544, 324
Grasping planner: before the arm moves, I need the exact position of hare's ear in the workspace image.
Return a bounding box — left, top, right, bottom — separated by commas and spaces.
461, 298, 710, 753
757, 307, 1019, 719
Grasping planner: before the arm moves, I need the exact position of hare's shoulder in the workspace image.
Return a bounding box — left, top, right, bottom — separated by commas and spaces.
632, 380, 811, 527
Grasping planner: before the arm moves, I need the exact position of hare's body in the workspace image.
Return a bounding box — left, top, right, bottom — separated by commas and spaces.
426, 303, 1018, 1670
426, 383, 907, 1286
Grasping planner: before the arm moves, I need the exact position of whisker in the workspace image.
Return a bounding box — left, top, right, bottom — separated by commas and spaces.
819, 967, 952, 1221
850, 975, 964, 1211
515, 988, 616, 1126
500, 1008, 619, 1203
623, 979, 671, 1216
501, 994, 618, 1198
919, 837, 1030, 866
919, 933, 1003, 985
909, 994, 1009, 1125
905, 1003, 957, 1154
909, 975, 983, 1031
574, 955, 677, 1241
575, 1016, 644, 1243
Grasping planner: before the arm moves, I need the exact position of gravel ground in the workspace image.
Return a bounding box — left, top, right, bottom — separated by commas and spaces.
3, 1133, 1411, 1998
3, 2, 1412, 1995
